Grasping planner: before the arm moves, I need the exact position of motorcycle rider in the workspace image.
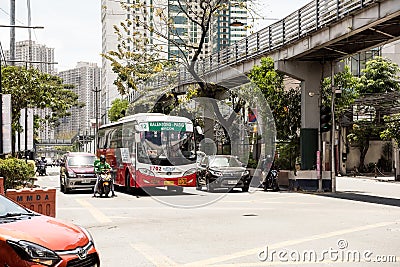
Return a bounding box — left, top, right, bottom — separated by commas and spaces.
93, 155, 116, 197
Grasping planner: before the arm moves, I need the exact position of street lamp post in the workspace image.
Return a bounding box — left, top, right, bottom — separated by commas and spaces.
92, 87, 101, 153
330, 62, 336, 193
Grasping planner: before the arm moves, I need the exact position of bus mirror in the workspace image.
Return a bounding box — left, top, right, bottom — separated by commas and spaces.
196, 126, 203, 135
135, 133, 141, 143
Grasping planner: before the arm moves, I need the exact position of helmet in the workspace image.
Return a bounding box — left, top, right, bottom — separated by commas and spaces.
100, 155, 106, 162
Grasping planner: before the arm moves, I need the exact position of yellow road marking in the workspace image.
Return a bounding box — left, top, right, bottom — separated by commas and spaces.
131, 242, 178, 266
184, 221, 396, 266
75, 198, 112, 223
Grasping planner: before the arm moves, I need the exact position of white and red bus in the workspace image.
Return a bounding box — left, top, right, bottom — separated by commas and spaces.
96, 113, 197, 193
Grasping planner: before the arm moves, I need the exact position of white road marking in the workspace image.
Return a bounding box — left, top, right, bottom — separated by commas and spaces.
130, 242, 178, 266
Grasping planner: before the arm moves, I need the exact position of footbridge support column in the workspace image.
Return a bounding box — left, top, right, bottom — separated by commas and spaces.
276, 60, 333, 191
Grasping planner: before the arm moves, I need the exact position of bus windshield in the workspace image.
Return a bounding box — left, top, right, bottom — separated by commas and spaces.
137, 130, 195, 166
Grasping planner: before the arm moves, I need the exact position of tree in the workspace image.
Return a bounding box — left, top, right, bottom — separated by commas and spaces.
108, 98, 129, 122
248, 57, 301, 169
1, 66, 81, 155
381, 114, 400, 146
356, 56, 400, 94
347, 57, 399, 171
104, 0, 252, 98
105, 1, 278, 164
321, 65, 359, 118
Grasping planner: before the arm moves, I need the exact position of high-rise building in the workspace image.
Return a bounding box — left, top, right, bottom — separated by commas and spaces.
212, 0, 248, 52
57, 62, 101, 138
4, 40, 56, 74
167, 0, 249, 60
4, 40, 56, 140
101, 0, 166, 124
101, 0, 126, 125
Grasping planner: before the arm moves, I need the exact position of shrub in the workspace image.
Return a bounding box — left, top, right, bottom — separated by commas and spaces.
0, 158, 35, 190
247, 153, 258, 169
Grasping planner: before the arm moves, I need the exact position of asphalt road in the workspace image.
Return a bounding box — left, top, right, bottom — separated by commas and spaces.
39, 167, 400, 266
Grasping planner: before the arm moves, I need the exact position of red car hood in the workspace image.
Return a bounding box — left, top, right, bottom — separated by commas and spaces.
69, 166, 94, 174
0, 215, 89, 251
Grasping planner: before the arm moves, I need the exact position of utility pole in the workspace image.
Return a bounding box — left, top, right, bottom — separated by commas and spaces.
25, 0, 32, 162
1, 17, 44, 157
10, 0, 16, 66
0, 47, 3, 156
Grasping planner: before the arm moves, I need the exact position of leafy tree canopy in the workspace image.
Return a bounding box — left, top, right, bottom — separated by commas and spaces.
108, 98, 129, 122
249, 57, 301, 142
1, 66, 81, 153
357, 56, 400, 94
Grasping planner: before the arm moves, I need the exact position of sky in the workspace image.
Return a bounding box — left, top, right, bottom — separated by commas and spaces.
0, 0, 310, 72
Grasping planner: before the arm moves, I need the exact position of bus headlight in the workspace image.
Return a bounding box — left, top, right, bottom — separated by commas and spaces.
183, 168, 196, 176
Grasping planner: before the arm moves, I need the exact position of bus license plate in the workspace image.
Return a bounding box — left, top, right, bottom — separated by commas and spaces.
178, 178, 187, 185
164, 181, 174, 186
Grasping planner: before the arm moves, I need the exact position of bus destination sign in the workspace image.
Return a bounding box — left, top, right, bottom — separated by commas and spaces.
148, 122, 186, 131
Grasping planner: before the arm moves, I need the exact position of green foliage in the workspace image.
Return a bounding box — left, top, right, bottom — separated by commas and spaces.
356, 56, 400, 94
0, 158, 35, 190
108, 98, 130, 122
249, 57, 301, 142
381, 114, 400, 145
1, 66, 81, 154
275, 142, 299, 170
322, 65, 359, 118
344, 57, 400, 171
247, 153, 258, 169
248, 57, 301, 170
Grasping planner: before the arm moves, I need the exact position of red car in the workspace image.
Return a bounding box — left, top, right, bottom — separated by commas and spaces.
0, 194, 100, 267
59, 152, 97, 193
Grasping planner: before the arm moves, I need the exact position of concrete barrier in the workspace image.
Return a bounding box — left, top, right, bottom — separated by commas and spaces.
6, 188, 56, 217
0, 177, 4, 195
288, 170, 331, 191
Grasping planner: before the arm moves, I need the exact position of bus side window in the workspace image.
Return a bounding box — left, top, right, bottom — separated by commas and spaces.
105, 129, 113, 149
97, 129, 107, 149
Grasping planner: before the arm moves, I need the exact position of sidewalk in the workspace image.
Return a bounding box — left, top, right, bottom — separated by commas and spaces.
339, 173, 400, 184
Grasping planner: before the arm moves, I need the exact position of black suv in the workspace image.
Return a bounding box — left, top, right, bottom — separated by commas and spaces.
196, 155, 250, 192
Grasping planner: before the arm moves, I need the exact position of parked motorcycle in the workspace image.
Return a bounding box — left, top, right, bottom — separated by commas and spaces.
98, 171, 112, 197
262, 168, 279, 191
